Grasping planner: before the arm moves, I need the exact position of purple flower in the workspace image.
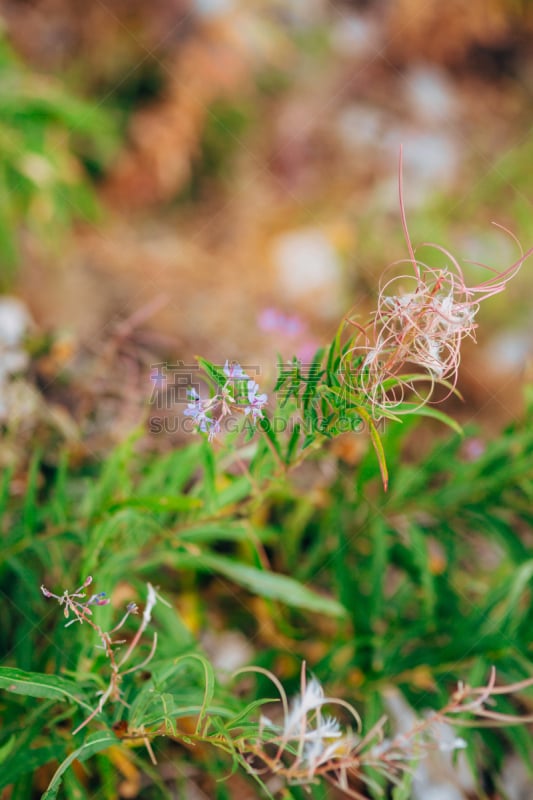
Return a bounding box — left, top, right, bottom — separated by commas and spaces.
181, 363, 267, 441
207, 418, 221, 442
223, 360, 248, 381
184, 389, 209, 425
183, 388, 221, 439
86, 592, 110, 607
244, 380, 267, 420
222, 361, 249, 410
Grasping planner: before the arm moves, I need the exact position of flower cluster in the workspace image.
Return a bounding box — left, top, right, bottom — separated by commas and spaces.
42, 577, 165, 742
183, 360, 267, 440
41, 575, 111, 626
238, 664, 533, 799
241, 665, 363, 793
347, 262, 480, 413
343, 222, 531, 416
273, 673, 360, 783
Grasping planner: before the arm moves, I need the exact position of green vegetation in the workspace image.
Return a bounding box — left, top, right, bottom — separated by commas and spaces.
1, 387, 533, 796
0, 35, 116, 287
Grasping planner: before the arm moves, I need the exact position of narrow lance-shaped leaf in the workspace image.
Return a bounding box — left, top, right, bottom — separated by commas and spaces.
41, 732, 118, 800
0, 744, 67, 790
356, 406, 389, 491
0, 667, 92, 710
138, 547, 346, 617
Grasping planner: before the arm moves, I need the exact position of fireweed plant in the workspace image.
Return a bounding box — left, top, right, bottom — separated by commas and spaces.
40, 578, 167, 745
184, 155, 532, 490
183, 360, 268, 442
33, 579, 533, 799
235, 664, 533, 799
2, 163, 533, 799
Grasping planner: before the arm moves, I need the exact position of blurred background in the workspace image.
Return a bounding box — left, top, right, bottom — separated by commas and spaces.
1, 0, 533, 462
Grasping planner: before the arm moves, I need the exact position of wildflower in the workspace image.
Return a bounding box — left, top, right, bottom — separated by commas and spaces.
183, 388, 216, 436
284, 677, 326, 737
183, 388, 221, 441
372, 269, 480, 383
40, 576, 110, 623
262, 668, 361, 784
259, 714, 276, 731
340, 150, 532, 417
244, 380, 267, 420
221, 361, 249, 412
142, 582, 158, 625
303, 730, 356, 782
223, 360, 248, 381
346, 239, 529, 416
43, 578, 166, 738
86, 592, 110, 607
238, 661, 533, 798
462, 437, 485, 461
181, 361, 267, 441
183, 388, 207, 421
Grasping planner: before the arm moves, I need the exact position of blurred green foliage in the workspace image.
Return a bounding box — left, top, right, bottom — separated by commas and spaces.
1, 390, 532, 796
0, 35, 116, 288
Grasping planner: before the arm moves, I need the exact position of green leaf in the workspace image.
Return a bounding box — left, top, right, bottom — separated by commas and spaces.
106, 495, 202, 513
392, 768, 416, 800
409, 524, 436, 620
381, 374, 463, 401
285, 423, 302, 465
394, 403, 463, 436
41, 731, 118, 800
128, 653, 222, 729
326, 318, 344, 376
194, 553, 347, 618
178, 523, 274, 545
23, 451, 41, 535
139, 550, 346, 617
184, 653, 215, 734
0, 744, 66, 790
0, 734, 16, 765
214, 476, 253, 510
138, 444, 202, 496
357, 407, 389, 491
495, 560, 533, 634
259, 413, 284, 462
197, 356, 227, 388
81, 509, 157, 577
0, 667, 92, 710
201, 438, 217, 512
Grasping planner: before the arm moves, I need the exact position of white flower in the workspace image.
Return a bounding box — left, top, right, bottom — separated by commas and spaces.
303, 715, 342, 742
284, 678, 325, 737
143, 583, 158, 625
438, 736, 467, 752
303, 731, 352, 773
